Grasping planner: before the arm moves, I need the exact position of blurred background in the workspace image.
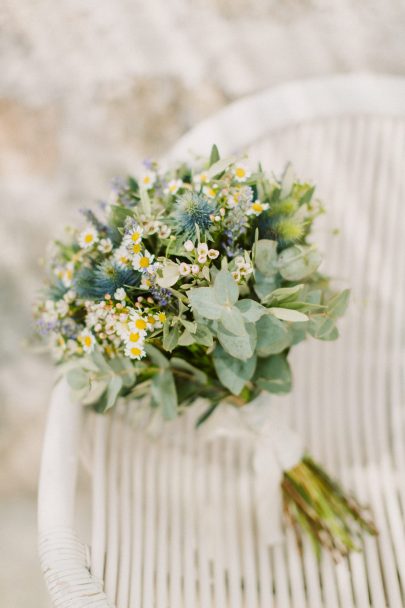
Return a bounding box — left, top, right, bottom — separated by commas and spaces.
1, 1, 405, 604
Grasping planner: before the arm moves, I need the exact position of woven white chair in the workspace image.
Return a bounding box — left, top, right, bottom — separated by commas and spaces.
38, 74, 405, 607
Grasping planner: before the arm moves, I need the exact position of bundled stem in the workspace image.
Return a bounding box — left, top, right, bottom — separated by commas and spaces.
282, 456, 377, 560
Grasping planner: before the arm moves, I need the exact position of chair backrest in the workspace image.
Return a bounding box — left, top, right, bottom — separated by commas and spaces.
169, 74, 405, 474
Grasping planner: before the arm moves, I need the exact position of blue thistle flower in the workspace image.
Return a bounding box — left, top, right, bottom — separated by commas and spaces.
174, 191, 216, 239
74, 260, 141, 300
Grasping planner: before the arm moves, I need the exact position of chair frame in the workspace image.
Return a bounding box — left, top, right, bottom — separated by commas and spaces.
38, 73, 405, 607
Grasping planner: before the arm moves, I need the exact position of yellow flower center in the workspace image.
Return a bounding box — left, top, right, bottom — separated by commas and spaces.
120, 256, 128, 264
132, 243, 141, 254
158, 312, 166, 322
129, 332, 141, 343
130, 347, 142, 357
143, 176, 151, 184
235, 167, 246, 178
147, 316, 155, 325
84, 233, 93, 243
131, 232, 141, 242
84, 336, 92, 348
139, 256, 150, 268
252, 202, 263, 213
135, 319, 147, 330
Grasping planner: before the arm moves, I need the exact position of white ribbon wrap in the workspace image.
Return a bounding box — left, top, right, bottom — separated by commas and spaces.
199, 392, 304, 546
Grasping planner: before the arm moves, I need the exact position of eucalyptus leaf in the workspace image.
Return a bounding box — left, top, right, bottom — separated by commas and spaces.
214, 270, 239, 306
170, 357, 207, 385
66, 367, 89, 390
308, 316, 339, 340
163, 322, 180, 352
145, 344, 169, 369
213, 345, 256, 395
254, 240, 278, 276
151, 369, 178, 420
105, 375, 123, 411
278, 245, 322, 281
268, 307, 308, 322
209, 144, 220, 166
217, 322, 256, 360
327, 289, 350, 319
235, 299, 266, 322
207, 155, 236, 179
263, 284, 304, 305
254, 271, 278, 301
254, 354, 292, 394
178, 329, 195, 346
220, 307, 247, 336
256, 315, 292, 356
193, 324, 214, 347
189, 287, 223, 320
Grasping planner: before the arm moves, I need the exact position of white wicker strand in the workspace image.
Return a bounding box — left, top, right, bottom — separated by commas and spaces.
91, 414, 108, 582
116, 416, 132, 608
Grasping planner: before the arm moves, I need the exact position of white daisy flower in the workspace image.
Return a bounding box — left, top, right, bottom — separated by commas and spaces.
129, 313, 148, 333
126, 240, 143, 256
208, 249, 219, 260
124, 224, 143, 244
125, 344, 146, 360
184, 239, 194, 252
98, 238, 113, 254
78, 226, 99, 249
165, 179, 183, 195
140, 171, 156, 190
233, 163, 251, 182
62, 263, 74, 288
114, 246, 131, 268
56, 300, 69, 317
202, 185, 216, 199
246, 200, 269, 216
114, 288, 126, 301
179, 262, 191, 276
193, 171, 209, 187
79, 329, 96, 353
154, 311, 167, 327
124, 329, 144, 346
132, 250, 154, 272
231, 270, 241, 282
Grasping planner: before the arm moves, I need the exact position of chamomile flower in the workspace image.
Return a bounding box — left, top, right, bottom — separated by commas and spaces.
165, 179, 183, 196
115, 246, 131, 268
79, 329, 96, 353
179, 262, 191, 276
56, 300, 69, 317
129, 312, 148, 333
125, 330, 144, 345
140, 170, 156, 190
79, 226, 99, 249
193, 171, 209, 187
246, 200, 269, 216
125, 344, 146, 360
233, 163, 251, 182
62, 263, 74, 288
98, 238, 113, 254
127, 241, 143, 256
133, 250, 154, 272
124, 224, 143, 244
114, 288, 126, 301
154, 311, 167, 327
202, 185, 217, 199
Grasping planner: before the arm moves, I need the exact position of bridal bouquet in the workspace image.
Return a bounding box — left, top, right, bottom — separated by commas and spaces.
34, 146, 376, 557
